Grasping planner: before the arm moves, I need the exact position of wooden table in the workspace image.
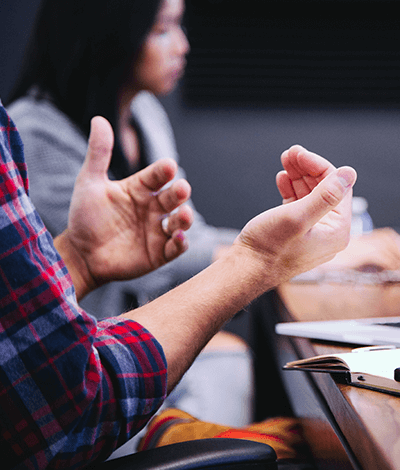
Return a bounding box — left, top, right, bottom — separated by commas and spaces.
270, 277, 400, 470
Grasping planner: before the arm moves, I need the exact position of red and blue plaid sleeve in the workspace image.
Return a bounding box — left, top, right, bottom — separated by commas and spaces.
0, 103, 167, 469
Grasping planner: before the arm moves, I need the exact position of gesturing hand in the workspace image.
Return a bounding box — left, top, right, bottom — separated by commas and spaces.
276, 145, 338, 203
235, 145, 357, 288
59, 116, 193, 298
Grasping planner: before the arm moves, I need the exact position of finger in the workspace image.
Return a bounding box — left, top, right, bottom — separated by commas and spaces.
281, 145, 336, 200
132, 158, 179, 193
164, 230, 189, 261
276, 170, 296, 203
163, 205, 194, 235
157, 179, 192, 214
82, 116, 114, 178
276, 170, 320, 203
281, 145, 336, 180
288, 166, 357, 233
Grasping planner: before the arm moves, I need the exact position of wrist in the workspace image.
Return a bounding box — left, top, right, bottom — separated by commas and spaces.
222, 242, 278, 302
54, 231, 97, 301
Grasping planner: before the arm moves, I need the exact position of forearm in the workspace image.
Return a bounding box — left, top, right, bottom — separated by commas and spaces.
122, 245, 269, 392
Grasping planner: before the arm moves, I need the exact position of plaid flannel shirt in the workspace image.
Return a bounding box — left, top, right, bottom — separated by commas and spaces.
0, 103, 167, 469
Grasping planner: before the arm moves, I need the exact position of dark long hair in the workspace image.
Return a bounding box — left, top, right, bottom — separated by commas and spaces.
7, 0, 162, 177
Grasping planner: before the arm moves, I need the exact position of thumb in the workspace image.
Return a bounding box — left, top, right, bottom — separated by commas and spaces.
82, 116, 114, 178
292, 166, 357, 230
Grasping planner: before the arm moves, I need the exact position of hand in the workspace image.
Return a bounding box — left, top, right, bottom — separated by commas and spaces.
276, 145, 337, 203
57, 116, 193, 298
234, 145, 357, 287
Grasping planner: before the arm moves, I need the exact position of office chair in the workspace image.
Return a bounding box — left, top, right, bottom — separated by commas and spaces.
91, 438, 315, 470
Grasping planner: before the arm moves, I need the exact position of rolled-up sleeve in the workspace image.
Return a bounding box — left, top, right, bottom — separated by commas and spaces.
49, 317, 167, 468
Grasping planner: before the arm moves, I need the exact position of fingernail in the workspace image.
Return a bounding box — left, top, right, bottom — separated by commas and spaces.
176, 230, 188, 249
337, 167, 356, 189
175, 230, 185, 241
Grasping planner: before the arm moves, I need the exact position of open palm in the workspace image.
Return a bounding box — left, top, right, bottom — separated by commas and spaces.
67, 116, 193, 287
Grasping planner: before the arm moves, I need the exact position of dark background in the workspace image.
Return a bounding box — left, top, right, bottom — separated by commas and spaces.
2, 0, 400, 231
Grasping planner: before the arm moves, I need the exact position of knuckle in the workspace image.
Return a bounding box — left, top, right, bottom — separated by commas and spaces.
320, 186, 342, 207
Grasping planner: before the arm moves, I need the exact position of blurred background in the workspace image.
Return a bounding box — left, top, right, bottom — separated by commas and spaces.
2, 0, 400, 230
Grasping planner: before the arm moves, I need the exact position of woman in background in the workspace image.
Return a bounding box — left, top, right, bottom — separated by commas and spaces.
7, 0, 254, 438
7, 0, 239, 316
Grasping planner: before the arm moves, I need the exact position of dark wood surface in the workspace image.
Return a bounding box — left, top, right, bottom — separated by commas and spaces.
276, 281, 400, 470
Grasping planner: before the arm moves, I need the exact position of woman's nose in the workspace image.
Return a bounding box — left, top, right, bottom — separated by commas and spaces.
175, 26, 190, 56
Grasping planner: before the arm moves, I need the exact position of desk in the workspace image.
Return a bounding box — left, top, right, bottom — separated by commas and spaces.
269, 280, 400, 470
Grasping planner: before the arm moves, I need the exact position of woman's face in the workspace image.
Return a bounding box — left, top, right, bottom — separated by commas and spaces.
134, 0, 190, 96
